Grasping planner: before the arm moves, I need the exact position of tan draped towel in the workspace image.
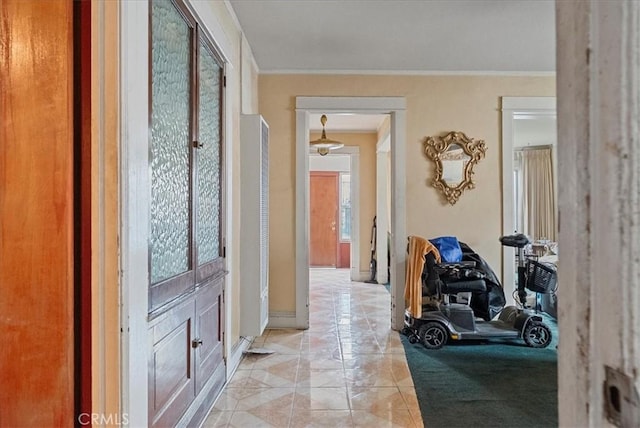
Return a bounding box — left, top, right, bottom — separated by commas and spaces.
404, 236, 441, 318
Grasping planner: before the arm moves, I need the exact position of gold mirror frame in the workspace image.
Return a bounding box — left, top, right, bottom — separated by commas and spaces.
424, 131, 487, 205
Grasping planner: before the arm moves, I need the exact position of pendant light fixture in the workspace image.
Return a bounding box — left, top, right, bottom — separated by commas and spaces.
310, 114, 344, 156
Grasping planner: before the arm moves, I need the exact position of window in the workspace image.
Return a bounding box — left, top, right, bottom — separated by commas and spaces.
339, 173, 351, 241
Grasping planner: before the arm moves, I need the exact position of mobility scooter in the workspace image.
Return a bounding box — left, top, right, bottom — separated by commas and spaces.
402, 234, 555, 349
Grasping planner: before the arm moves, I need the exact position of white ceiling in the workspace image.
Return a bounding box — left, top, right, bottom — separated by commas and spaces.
228, 1, 556, 132
228, 0, 556, 74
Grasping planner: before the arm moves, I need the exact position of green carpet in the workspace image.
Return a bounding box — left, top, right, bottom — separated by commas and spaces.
401, 319, 558, 428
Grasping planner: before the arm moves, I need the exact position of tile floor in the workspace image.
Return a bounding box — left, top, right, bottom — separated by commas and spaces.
202, 268, 423, 428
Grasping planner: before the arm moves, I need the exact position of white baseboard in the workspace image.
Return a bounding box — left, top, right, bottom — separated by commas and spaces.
357, 271, 376, 282
377, 273, 389, 284
267, 311, 302, 329
196, 337, 251, 428
227, 336, 251, 379
179, 362, 225, 428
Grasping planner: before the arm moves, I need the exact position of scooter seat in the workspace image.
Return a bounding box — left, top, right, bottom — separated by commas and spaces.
499, 233, 530, 248
441, 279, 486, 294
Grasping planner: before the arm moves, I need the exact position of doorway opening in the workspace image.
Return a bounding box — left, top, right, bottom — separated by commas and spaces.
296, 97, 407, 330
501, 97, 558, 309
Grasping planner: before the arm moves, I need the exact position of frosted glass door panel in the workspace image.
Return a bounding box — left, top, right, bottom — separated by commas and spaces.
150, 0, 192, 284
196, 41, 222, 266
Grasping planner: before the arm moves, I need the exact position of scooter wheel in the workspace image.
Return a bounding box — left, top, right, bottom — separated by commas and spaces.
523, 321, 552, 348
418, 322, 448, 350
408, 334, 419, 344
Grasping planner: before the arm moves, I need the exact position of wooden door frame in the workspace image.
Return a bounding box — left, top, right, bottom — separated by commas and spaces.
309, 171, 340, 267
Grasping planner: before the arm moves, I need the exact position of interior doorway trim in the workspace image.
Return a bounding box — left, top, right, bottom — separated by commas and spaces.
376, 133, 391, 285
296, 97, 407, 330
501, 96, 556, 303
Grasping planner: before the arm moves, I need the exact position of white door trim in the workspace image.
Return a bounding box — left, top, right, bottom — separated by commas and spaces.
376, 133, 391, 285
120, 1, 150, 426
296, 97, 407, 330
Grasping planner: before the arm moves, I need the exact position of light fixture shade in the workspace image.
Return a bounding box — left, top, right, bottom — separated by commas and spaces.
310, 114, 344, 156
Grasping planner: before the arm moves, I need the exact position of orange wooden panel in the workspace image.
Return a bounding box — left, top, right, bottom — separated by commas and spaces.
0, 0, 75, 426
310, 172, 339, 267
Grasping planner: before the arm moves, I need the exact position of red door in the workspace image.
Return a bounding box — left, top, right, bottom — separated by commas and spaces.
310, 172, 339, 266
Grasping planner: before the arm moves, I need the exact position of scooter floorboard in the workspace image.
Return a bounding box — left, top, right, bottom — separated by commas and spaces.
457, 320, 521, 340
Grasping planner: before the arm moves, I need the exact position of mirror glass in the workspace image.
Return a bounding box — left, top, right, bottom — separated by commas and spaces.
441, 144, 470, 186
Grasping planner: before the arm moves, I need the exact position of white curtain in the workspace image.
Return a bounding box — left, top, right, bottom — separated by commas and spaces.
515, 147, 556, 241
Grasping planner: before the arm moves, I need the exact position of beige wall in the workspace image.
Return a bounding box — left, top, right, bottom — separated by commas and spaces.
310, 132, 378, 274
260, 74, 555, 313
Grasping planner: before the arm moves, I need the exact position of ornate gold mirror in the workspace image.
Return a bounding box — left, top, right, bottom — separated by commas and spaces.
424, 131, 487, 205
